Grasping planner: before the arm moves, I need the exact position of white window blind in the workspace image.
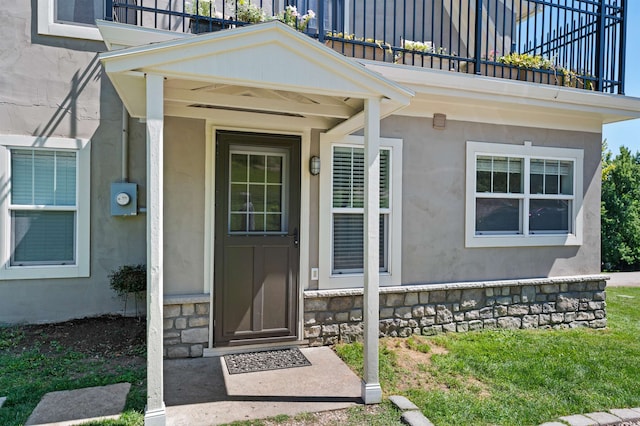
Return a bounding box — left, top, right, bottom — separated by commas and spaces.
331, 146, 390, 274
10, 149, 77, 265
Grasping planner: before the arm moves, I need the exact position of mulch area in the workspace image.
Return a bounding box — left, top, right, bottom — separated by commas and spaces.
6, 315, 146, 359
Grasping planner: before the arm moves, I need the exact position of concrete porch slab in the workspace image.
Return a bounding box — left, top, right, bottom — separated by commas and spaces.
25, 383, 130, 426
165, 346, 362, 426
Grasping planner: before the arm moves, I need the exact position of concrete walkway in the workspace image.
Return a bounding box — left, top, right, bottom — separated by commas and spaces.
25, 383, 131, 426
164, 346, 362, 425
22, 347, 360, 426
607, 272, 640, 287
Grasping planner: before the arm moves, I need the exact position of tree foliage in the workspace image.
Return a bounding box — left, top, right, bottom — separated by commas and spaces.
601, 142, 640, 271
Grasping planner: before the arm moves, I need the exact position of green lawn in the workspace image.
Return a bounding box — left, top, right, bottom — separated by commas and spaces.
2, 288, 638, 426
0, 324, 146, 426
336, 287, 640, 426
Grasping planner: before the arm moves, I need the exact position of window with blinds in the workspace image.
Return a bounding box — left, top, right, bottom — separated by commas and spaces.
9, 150, 77, 265
331, 146, 390, 274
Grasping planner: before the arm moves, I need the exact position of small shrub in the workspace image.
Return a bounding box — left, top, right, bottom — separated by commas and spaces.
109, 264, 146, 296
109, 264, 146, 318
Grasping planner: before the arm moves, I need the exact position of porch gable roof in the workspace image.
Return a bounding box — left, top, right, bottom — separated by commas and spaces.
99, 21, 414, 122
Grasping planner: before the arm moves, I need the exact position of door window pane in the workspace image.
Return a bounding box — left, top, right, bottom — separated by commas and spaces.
249, 155, 265, 183
266, 186, 282, 212
229, 150, 286, 234
266, 156, 282, 183
266, 214, 282, 231
475, 198, 521, 234
249, 184, 265, 212
231, 154, 248, 182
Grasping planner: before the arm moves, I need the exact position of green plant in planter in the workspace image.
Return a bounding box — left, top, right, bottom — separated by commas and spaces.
109, 264, 146, 318
275, 5, 315, 32
230, 0, 266, 23
559, 68, 595, 90
325, 31, 393, 55
498, 52, 553, 70
187, 0, 214, 17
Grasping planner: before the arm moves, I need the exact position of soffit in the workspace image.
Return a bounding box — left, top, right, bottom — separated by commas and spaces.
363, 61, 640, 132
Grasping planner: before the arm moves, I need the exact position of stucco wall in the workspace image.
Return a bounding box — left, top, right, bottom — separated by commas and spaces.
163, 117, 206, 295
379, 115, 601, 284
0, 2, 147, 323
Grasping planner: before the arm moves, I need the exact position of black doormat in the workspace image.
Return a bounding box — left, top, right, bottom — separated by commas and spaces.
224, 348, 311, 375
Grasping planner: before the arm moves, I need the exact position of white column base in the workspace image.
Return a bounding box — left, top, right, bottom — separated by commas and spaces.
361, 380, 383, 404
144, 403, 167, 426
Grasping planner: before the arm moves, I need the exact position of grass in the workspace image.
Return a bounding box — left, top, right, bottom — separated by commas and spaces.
2, 288, 638, 426
0, 328, 145, 426
335, 287, 640, 426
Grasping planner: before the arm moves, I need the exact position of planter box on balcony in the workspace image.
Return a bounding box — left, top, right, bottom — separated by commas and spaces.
189, 17, 229, 34
463, 63, 569, 86
397, 52, 469, 72
325, 40, 394, 62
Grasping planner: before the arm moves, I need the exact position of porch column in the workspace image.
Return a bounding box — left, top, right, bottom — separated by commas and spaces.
145, 73, 166, 426
362, 97, 382, 404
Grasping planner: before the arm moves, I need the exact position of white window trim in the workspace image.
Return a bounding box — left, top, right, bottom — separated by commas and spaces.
465, 141, 583, 248
0, 135, 91, 280
37, 0, 104, 41
319, 135, 402, 289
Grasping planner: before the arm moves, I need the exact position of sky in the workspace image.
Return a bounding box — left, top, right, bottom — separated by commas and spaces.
601, 2, 640, 154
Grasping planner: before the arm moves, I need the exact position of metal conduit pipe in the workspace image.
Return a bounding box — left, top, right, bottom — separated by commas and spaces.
121, 104, 129, 182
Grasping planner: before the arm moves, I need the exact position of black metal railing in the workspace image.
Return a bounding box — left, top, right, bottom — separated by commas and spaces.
104, 0, 626, 94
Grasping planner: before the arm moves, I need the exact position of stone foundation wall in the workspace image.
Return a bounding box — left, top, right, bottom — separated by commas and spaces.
303, 276, 607, 346
163, 295, 210, 358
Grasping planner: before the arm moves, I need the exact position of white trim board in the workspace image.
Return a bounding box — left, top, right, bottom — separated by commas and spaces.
37, 0, 103, 41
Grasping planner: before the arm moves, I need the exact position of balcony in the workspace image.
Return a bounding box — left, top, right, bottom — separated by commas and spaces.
104, 0, 627, 94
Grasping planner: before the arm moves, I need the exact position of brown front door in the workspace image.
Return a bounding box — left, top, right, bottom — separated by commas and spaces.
214, 131, 300, 346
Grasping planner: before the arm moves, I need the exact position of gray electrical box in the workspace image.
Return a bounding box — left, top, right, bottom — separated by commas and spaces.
111, 182, 138, 216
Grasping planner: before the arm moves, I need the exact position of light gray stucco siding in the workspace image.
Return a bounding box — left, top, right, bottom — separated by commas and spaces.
163, 117, 206, 295
0, 2, 147, 323
380, 115, 601, 284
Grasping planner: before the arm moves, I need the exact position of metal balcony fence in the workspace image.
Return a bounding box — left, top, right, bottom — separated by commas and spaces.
105, 0, 626, 94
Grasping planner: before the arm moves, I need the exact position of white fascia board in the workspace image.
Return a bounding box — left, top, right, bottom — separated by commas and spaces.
96, 20, 191, 51
326, 98, 408, 137
363, 61, 640, 125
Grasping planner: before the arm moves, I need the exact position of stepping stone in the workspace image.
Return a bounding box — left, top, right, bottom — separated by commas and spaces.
0, 396, 6, 408
25, 383, 130, 426
538, 423, 566, 426
584, 411, 622, 425
401, 410, 435, 426
389, 395, 419, 411
609, 408, 640, 421
558, 414, 598, 426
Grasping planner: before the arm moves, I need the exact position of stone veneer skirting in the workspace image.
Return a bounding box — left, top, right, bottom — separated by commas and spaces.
303, 275, 608, 346
163, 294, 210, 358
